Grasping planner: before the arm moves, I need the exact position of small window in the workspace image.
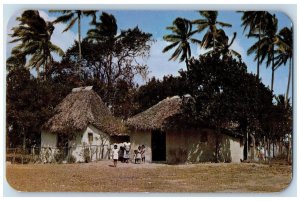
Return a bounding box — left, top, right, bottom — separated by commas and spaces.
88, 133, 93, 144
200, 131, 208, 143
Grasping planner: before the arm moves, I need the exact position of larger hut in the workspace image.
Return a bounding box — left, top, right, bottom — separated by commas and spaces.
126, 95, 244, 164
41, 86, 127, 163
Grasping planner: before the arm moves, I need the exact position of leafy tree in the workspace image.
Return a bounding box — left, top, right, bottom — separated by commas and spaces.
64, 12, 153, 109
187, 53, 273, 161
6, 68, 73, 149
239, 11, 269, 79
193, 11, 232, 51
9, 10, 64, 79
261, 95, 292, 161
162, 17, 200, 70
134, 73, 192, 114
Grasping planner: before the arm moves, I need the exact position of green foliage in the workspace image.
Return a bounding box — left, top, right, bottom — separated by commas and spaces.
193, 11, 232, 50
6, 67, 75, 148
134, 74, 191, 114
162, 17, 200, 68
67, 155, 76, 164
9, 10, 64, 79
187, 53, 274, 137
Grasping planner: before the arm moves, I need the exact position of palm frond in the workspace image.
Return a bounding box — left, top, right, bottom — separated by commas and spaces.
162, 41, 180, 53
217, 21, 232, 27
52, 12, 74, 24
63, 17, 78, 32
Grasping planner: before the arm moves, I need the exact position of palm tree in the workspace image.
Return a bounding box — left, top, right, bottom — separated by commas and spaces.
204, 31, 241, 61
87, 12, 119, 83
9, 10, 64, 79
239, 11, 268, 79
247, 13, 279, 92
193, 11, 232, 51
274, 27, 293, 106
87, 12, 118, 45
50, 10, 97, 63
162, 17, 200, 70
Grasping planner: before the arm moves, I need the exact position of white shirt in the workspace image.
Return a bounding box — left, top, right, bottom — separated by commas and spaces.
112, 148, 119, 160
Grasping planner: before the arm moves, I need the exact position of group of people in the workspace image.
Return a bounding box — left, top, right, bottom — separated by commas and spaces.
111, 143, 146, 167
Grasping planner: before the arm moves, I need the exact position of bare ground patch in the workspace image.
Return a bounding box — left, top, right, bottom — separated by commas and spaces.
6, 160, 292, 192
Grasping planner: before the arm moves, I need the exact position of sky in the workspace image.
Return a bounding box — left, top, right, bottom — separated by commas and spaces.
6, 10, 293, 98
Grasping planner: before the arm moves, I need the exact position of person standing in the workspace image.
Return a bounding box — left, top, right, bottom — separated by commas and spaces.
136, 146, 142, 164
141, 145, 146, 163
123, 142, 131, 163
111, 145, 119, 167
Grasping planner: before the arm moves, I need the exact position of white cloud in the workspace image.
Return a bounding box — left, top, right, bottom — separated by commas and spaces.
145, 39, 185, 81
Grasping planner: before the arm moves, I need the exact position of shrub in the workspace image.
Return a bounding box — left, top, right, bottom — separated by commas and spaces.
68, 155, 76, 163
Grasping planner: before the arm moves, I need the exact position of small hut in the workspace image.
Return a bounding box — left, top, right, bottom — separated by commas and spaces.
41, 86, 127, 163
126, 95, 244, 164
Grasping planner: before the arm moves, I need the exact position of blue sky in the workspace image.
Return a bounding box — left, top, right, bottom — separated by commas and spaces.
7, 10, 292, 98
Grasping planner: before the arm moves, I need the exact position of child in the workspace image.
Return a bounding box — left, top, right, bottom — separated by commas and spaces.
123, 142, 130, 163
134, 150, 138, 164
141, 145, 146, 163
136, 146, 142, 164
111, 145, 119, 167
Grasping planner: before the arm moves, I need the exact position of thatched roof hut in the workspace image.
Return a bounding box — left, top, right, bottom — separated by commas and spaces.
127, 94, 240, 133
126, 95, 192, 130
126, 95, 244, 164
42, 86, 125, 136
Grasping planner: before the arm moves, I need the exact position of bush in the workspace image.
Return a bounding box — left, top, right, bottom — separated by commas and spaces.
84, 148, 91, 163
68, 155, 76, 163
54, 150, 64, 164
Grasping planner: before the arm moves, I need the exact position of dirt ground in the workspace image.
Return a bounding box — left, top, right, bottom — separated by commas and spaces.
6, 160, 292, 192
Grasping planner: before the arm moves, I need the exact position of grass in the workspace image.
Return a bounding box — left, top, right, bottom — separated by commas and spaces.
6, 160, 292, 192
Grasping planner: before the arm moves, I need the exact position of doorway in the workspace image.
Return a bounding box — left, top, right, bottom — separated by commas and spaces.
151, 130, 166, 161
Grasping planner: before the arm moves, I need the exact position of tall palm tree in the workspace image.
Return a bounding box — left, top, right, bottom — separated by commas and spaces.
247, 13, 279, 92
274, 27, 293, 106
87, 12, 118, 44
50, 10, 97, 62
162, 17, 200, 70
193, 11, 232, 51
204, 31, 241, 61
87, 12, 119, 83
239, 11, 268, 79
9, 10, 64, 79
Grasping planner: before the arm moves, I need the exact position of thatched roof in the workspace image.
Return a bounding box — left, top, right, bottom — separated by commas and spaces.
126, 95, 188, 130
42, 86, 125, 136
126, 95, 242, 138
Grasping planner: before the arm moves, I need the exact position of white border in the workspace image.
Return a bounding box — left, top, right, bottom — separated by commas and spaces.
1, 1, 299, 199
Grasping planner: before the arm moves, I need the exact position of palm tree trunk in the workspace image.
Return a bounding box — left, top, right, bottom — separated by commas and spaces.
257, 23, 261, 79
213, 33, 216, 51
185, 55, 189, 71
285, 57, 292, 107
77, 13, 82, 75
37, 66, 40, 79
78, 15, 82, 61
271, 48, 275, 92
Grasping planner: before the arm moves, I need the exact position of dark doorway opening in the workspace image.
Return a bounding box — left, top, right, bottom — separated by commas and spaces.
151, 130, 166, 161
57, 135, 69, 159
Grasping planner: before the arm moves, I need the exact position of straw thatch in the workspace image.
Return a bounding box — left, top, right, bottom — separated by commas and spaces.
42, 86, 125, 136
126, 95, 241, 136
126, 95, 185, 130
